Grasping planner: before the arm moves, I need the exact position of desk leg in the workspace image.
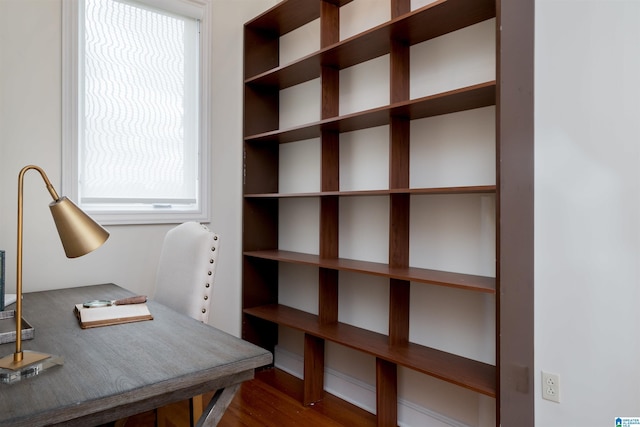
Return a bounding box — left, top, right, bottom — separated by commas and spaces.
195, 383, 240, 427
191, 394, 204, 423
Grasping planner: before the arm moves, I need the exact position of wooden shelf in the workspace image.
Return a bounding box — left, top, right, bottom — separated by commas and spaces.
245, 0, 496, 89
244, 185, 496, 198
244, 250, 496, 293
243, 304, 496, 397
245, 81, 495, 144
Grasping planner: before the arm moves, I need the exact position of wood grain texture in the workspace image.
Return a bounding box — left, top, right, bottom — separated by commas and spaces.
318, 268, 338, 324
391, 0, 411, 19
320, 132, 339, 192
244, 185, 496, 198
388, 279, 409, 346
303, 334, 325, 405
244, 304, 496, 396
375, 359, 397, 427
319, 196, 339, 257
244, 250, 495, 293
244, 0, 494, 89
244, 0, 353, 36
320, 1, 339, 48
388, 193, 409, 268
389, 118, 409, 190
244, 82, 496, 143
108, 368, 377, 427
220, 368, 376, 427
0, 284, 271, 427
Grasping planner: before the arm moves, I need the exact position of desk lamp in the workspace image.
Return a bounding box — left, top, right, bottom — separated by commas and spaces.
0, 165, 109, 382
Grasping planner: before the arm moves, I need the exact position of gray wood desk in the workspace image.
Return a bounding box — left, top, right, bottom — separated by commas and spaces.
0, 284, 272, 426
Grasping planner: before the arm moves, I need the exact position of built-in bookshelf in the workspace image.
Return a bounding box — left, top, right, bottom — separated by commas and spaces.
241, 0, 533, 425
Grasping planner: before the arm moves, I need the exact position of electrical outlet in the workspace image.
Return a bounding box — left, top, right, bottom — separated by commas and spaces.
542, 372, 560, 403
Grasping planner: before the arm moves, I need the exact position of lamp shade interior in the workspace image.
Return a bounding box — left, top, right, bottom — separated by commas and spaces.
49, 197, 109, 258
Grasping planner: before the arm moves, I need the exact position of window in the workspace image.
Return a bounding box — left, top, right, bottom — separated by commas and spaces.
63, 0, 211, 224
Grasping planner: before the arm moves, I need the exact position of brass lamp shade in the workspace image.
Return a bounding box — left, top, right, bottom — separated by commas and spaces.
50, 197, 109, 258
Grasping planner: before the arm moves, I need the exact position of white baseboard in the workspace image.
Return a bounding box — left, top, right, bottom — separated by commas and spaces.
274, 346, 473, 427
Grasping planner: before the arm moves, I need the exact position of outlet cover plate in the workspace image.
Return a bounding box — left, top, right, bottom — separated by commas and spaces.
542, 371, 560, 403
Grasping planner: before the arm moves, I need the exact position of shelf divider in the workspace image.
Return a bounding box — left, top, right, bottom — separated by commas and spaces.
376, 358, 398, 427
303, 334, 325, 405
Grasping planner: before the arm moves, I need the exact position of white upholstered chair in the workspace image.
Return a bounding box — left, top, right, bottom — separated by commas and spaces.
153, 222, 220, 427
153, 221, 220, 324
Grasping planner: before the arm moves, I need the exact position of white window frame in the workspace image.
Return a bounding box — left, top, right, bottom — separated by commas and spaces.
62, 0, 212, 225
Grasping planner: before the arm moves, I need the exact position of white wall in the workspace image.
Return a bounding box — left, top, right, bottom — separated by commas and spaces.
535, 1, 640, 425
0, 0, 276, 337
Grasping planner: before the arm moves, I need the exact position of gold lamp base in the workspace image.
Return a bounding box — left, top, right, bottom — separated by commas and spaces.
0, 351, 63, 384
0, 350, 51, 370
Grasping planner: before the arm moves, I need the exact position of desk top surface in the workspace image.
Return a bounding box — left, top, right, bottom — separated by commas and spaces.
0, 284, 272, 427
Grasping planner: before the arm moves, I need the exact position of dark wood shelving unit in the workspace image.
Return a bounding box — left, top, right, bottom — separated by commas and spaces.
240, 0, 528, 426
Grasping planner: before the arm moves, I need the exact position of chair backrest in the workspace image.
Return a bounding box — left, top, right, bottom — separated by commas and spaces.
153, 222, 220, 323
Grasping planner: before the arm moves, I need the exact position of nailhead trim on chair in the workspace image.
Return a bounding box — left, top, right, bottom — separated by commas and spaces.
143, 222, 221, 427
198, 224, 219, 323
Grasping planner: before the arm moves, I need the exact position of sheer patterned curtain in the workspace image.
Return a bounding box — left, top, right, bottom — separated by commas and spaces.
81, 0, 199, 205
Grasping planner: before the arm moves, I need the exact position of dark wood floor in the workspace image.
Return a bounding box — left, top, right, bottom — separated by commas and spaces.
119, 368, 376, 427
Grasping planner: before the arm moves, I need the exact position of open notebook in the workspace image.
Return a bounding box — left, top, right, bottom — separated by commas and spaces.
74, 303, 153, 329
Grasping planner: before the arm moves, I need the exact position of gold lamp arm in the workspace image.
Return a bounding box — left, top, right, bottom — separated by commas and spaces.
5, 165, 109, 368
14, 166, 60, 362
